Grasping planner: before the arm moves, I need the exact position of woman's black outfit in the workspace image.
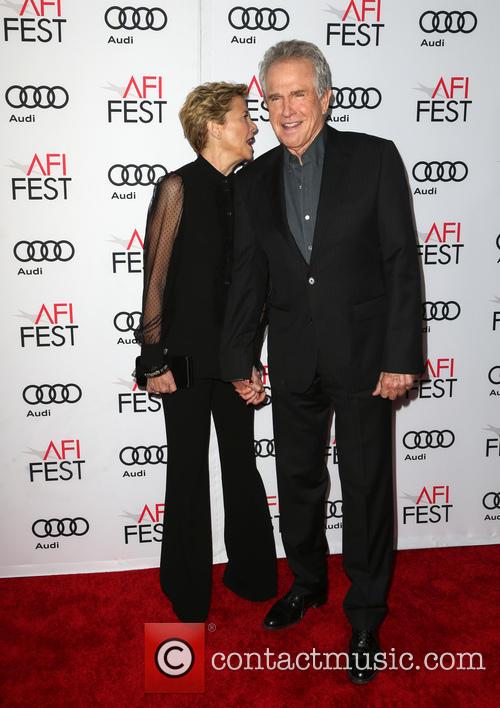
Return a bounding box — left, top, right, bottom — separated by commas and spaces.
136, 155, 277, 622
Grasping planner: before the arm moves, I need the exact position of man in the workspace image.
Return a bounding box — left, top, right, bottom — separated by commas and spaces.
220, 40, 423, 684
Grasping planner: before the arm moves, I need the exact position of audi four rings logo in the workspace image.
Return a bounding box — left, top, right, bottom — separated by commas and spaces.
403, 430, 455, 450
228, 7, 289, 31
14, 240, 75, 263
422, 301, 461, 321
419, 11, 477, 34
23, 384, 82, 405
108, 164, 167, 186
412, 161, 468, 183
32, 518, 89, 538
119, 445, 167, 465
254, 439, 275, 457
6, 85, 69, 109
113, 311, 141, 332
325, 500, 343, 518
104, 6, 168, 30
331, 87, 382, 110
482, 493, 500, 510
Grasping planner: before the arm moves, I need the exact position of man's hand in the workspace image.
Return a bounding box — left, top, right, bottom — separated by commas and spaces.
232, 367, 266, 406
146, 369, 177, 395
372, 372, 415, 400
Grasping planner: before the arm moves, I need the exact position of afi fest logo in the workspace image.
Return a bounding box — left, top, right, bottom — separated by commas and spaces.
402, 486, 453, 524
485, 425, 500, 458
246, 74, 268, 122
117, 376, 161, 414
3, 0, 66, 43
418, 221, 463, 266
406, 357, 457, 399
416, 76, 471, 122
11, 153, 71, 200
107, 75, 166, 123
123, 503, 164, 544
29, 439, 85, 483
19, 302, 78, 347
326, 0, 384, 47
111, 228, 144, 273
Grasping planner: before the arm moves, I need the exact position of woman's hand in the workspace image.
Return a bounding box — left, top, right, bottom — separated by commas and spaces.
146, 369, 177, 395
232, 367, 266, 405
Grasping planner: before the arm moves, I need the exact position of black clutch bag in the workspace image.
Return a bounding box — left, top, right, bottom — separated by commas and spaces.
134, 354, 193, 390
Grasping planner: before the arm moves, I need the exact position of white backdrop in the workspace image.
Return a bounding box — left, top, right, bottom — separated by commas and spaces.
1, 0, 498, 578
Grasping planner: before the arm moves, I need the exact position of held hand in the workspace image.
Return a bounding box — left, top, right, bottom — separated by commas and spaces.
372, 372, 416, 400
232, 367, 265, 406
146, 369, 177, 395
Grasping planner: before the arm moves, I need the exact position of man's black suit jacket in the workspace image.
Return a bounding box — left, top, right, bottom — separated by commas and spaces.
220, 126, 424, 393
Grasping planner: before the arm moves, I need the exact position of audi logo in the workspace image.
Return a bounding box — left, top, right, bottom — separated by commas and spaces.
14, 240, 75, 263
482, 492, 500, 510
325, 500, 343, 519
488, 366, 500, 385
228, 7, 289, 31
331, 87, 382, 110
108, 163, 167, 187
422, 301, 461, 322
5, 85, 69, 109
119, 445, 167, 465
402, 430, 455, 450
419, 11, 477, 34
254, 438, 275, 457
23, 384, 82, 405
113, 311, 141, 333
412, 161, 468, 183
32, 517, 89, 538
104, 6, 167, 30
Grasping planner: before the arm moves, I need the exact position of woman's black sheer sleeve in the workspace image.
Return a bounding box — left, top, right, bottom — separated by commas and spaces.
135, 173, 184, 375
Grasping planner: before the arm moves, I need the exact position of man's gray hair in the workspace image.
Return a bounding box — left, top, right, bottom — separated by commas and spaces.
258, 40, 332, 98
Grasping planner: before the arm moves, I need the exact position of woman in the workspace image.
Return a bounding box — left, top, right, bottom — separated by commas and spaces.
135, 83, 277, 622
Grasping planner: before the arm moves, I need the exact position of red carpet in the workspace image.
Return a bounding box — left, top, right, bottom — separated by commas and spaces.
1, 545, 499, 707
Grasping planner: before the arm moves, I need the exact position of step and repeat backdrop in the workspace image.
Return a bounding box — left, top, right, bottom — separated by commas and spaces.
1, 0, 499, 577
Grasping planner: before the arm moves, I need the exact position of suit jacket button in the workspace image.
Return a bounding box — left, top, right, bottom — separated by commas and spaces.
308, 277, 315, 285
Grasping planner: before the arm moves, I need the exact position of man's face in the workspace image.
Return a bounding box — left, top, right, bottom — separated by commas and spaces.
265, 58, 331, 157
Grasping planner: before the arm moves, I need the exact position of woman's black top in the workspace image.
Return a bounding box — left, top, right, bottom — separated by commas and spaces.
135, 155, 237, 380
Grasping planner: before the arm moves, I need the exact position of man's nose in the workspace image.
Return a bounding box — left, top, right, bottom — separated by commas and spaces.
281, 98, 293, 117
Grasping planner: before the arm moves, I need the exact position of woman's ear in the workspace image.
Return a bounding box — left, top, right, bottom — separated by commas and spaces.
207, 120, 222, 140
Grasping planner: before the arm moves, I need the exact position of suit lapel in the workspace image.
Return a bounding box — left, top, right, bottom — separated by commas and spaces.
309, 126, 352, 268
264, 147, 309, 268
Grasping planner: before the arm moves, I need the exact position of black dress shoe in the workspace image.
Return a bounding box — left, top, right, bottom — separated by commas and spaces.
263, 589, 327, 630
348, 629, 380, 684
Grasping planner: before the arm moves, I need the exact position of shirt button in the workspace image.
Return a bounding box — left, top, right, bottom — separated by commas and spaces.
304, 214, 310, 221
307, 245, 312, 251
308, 277, 315, 285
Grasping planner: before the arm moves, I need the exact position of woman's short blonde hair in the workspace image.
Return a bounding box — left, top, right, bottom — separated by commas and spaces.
179, 82, 247, 153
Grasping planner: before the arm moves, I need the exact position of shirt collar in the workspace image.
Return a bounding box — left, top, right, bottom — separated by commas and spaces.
196, 154, 233, 183
283, 124, 327, 169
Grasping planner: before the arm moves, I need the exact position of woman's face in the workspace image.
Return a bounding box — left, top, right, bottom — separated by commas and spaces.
218, 95, 257, 163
